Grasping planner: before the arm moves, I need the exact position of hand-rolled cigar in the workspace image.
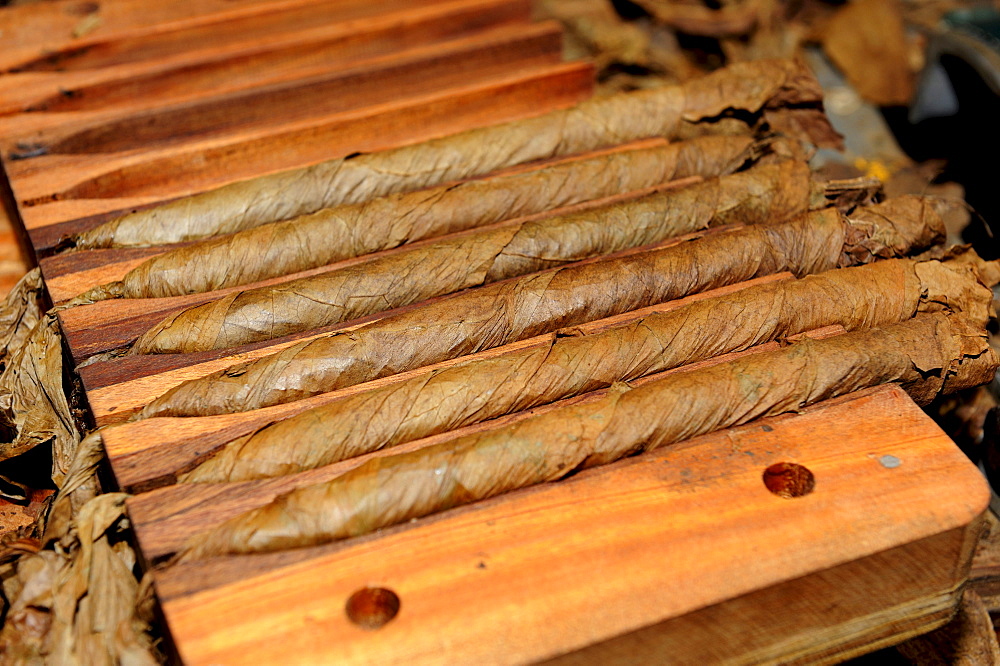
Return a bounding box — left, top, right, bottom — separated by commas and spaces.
181, 256, 994, 484
67, 58, 838, 250
177, 312, 997, 560
140, 195, 944, 419
75, 136, 758, 302
129, 159, 814, 355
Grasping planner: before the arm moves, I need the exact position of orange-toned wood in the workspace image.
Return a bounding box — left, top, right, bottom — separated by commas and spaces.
1, 21, 563, 156
1, 0, 464, 73
146, 385, 989, 664
15, 61, 593, 252
0, 0, 532, 117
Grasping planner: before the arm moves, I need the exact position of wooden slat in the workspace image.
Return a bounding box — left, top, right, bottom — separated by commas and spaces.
1, 0, 463, 73
17, 61, 594, 252
145, 385, 989, 664
2, 21, 563, 157
0, 0, 531, 117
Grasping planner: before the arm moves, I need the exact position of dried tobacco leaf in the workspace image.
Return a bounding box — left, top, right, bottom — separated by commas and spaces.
76, 135, 758, 302
538, 0, 702, 78
0, 493, 158, 665
632, 0, 759, 36
821, 0, 916, 106
0, 269, 46, 373
182, 256, 992, 483
0, 314, 79, 485
178, 313, 997, 559
129, 159, 813, 355
68, 59, 837, 250
141, 196, 944, 419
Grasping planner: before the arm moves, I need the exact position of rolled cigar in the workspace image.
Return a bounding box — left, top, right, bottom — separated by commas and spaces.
140, 195, 943, 419
181, 256, 994, 484
177, 312, 997, 560
67, 58, 838, 250
75, 135, 758, 302
129, 159, 813, 355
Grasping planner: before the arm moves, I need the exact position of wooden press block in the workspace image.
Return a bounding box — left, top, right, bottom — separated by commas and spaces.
0, 0, 467, 73
0, 0, 532, 117
5, 46, 592, 252
144, 385, 990, 664
0, 21, 564, 157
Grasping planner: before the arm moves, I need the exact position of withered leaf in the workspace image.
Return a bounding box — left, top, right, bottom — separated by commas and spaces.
141, 196, 944, 419
70, 59, 837, 250
78, 135, 758, 302
178, 313, 996, 560
822, 0, 916, 106
182, 256, 991, 484
129, 160, 813, 355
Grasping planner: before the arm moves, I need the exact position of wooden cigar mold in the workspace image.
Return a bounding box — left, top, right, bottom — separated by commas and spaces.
0, 1, 988, 663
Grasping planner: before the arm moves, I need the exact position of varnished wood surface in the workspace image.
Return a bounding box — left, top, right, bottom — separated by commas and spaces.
149, 385, 990, 664
2, 2, 989, 662
0, 0, 532, 117
1, 0, 468, 73
2, 21, 564, 157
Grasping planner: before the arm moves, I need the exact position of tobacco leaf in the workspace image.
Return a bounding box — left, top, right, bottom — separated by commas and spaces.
632, 0, 759, 36
129, 160, 813, 355
538, 0, 703, 79
0, 493, 158, 665
0, 314, 79, 485
0, 269, 46, 374
821, 0, 916, 106
895, 590, 1000, 664
177, 313, 996, 559
68, 59, 838, 250
78, 135, 758, 302
140, 195, 944, 419
183, 256, 993, 484
43, 431, 106, 547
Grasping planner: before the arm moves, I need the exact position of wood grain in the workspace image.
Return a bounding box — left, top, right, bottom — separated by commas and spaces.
40, 137, 670, 302
17, 61, 594, 252
2, 22, 563, 157
1, 0, 463, 73
0, 0, 531, 117
149, 385, 989, 664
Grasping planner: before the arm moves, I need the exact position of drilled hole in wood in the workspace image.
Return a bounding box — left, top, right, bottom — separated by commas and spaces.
762, 462, 815, 499
345, 587, 400, 630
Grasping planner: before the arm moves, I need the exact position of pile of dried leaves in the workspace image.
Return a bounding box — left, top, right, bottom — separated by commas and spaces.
538, 0, 961, 103
0, 273, 160, 664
